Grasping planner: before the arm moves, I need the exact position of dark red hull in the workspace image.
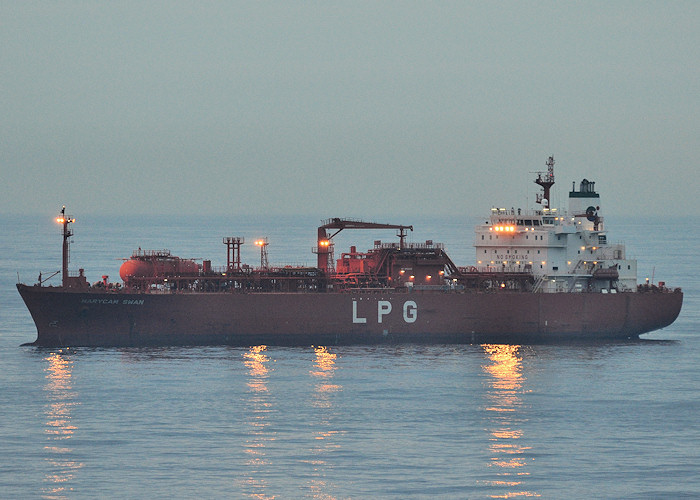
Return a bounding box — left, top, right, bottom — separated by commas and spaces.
17, 284, 683, 347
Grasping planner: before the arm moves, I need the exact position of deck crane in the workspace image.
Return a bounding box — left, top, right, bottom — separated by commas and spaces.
314, 218, 413, 273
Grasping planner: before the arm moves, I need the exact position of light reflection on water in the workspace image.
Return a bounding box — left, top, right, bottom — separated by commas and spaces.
237, 345, 343, 499
306, 346, 342, 499
239, 345, 276, 500
42, 350, 83, 499
481, 344, 539, 499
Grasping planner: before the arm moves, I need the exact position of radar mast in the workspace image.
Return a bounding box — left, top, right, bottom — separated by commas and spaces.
535, 156, 556, 209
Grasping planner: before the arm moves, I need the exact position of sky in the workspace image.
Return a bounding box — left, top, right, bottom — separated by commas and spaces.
1, 1, 698, 217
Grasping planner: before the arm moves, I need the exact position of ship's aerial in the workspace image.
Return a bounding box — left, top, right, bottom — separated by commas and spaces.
17, 157, 682, 346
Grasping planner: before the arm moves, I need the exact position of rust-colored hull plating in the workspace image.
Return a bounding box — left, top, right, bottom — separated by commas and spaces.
17, 284, 683, 347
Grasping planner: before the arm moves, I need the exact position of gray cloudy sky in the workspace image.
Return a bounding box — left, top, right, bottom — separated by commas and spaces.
2, 1, 698, 217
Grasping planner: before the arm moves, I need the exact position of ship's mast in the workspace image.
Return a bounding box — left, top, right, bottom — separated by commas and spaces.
223, 236, 244, 272
255, 238, 269, 269
534, 156, 556, 209
56, 206, 75, 287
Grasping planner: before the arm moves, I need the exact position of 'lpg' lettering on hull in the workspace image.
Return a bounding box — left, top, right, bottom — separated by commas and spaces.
352, 300, 367, 324
352, 300, 417, 324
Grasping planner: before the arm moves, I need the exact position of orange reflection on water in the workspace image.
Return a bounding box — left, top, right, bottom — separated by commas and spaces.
305, 346, 342, 499
244, 345, 271, 383
481, 344, 539, 499
310, 346, 342, 405
239, 345, 276, 500
310, 346, 336, 376
43, 350, 83, 499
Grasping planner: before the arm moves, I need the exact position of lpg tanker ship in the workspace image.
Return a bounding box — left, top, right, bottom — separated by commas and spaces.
17, 158, 682, 347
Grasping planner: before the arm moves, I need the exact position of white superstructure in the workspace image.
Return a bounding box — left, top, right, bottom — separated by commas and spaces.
474, 157, 637, 293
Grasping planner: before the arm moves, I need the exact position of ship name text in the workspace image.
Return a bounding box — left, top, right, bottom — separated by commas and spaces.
80, 298, 145, 305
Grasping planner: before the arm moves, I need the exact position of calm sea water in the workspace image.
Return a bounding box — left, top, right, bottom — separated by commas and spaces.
1, 214, 698, 499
